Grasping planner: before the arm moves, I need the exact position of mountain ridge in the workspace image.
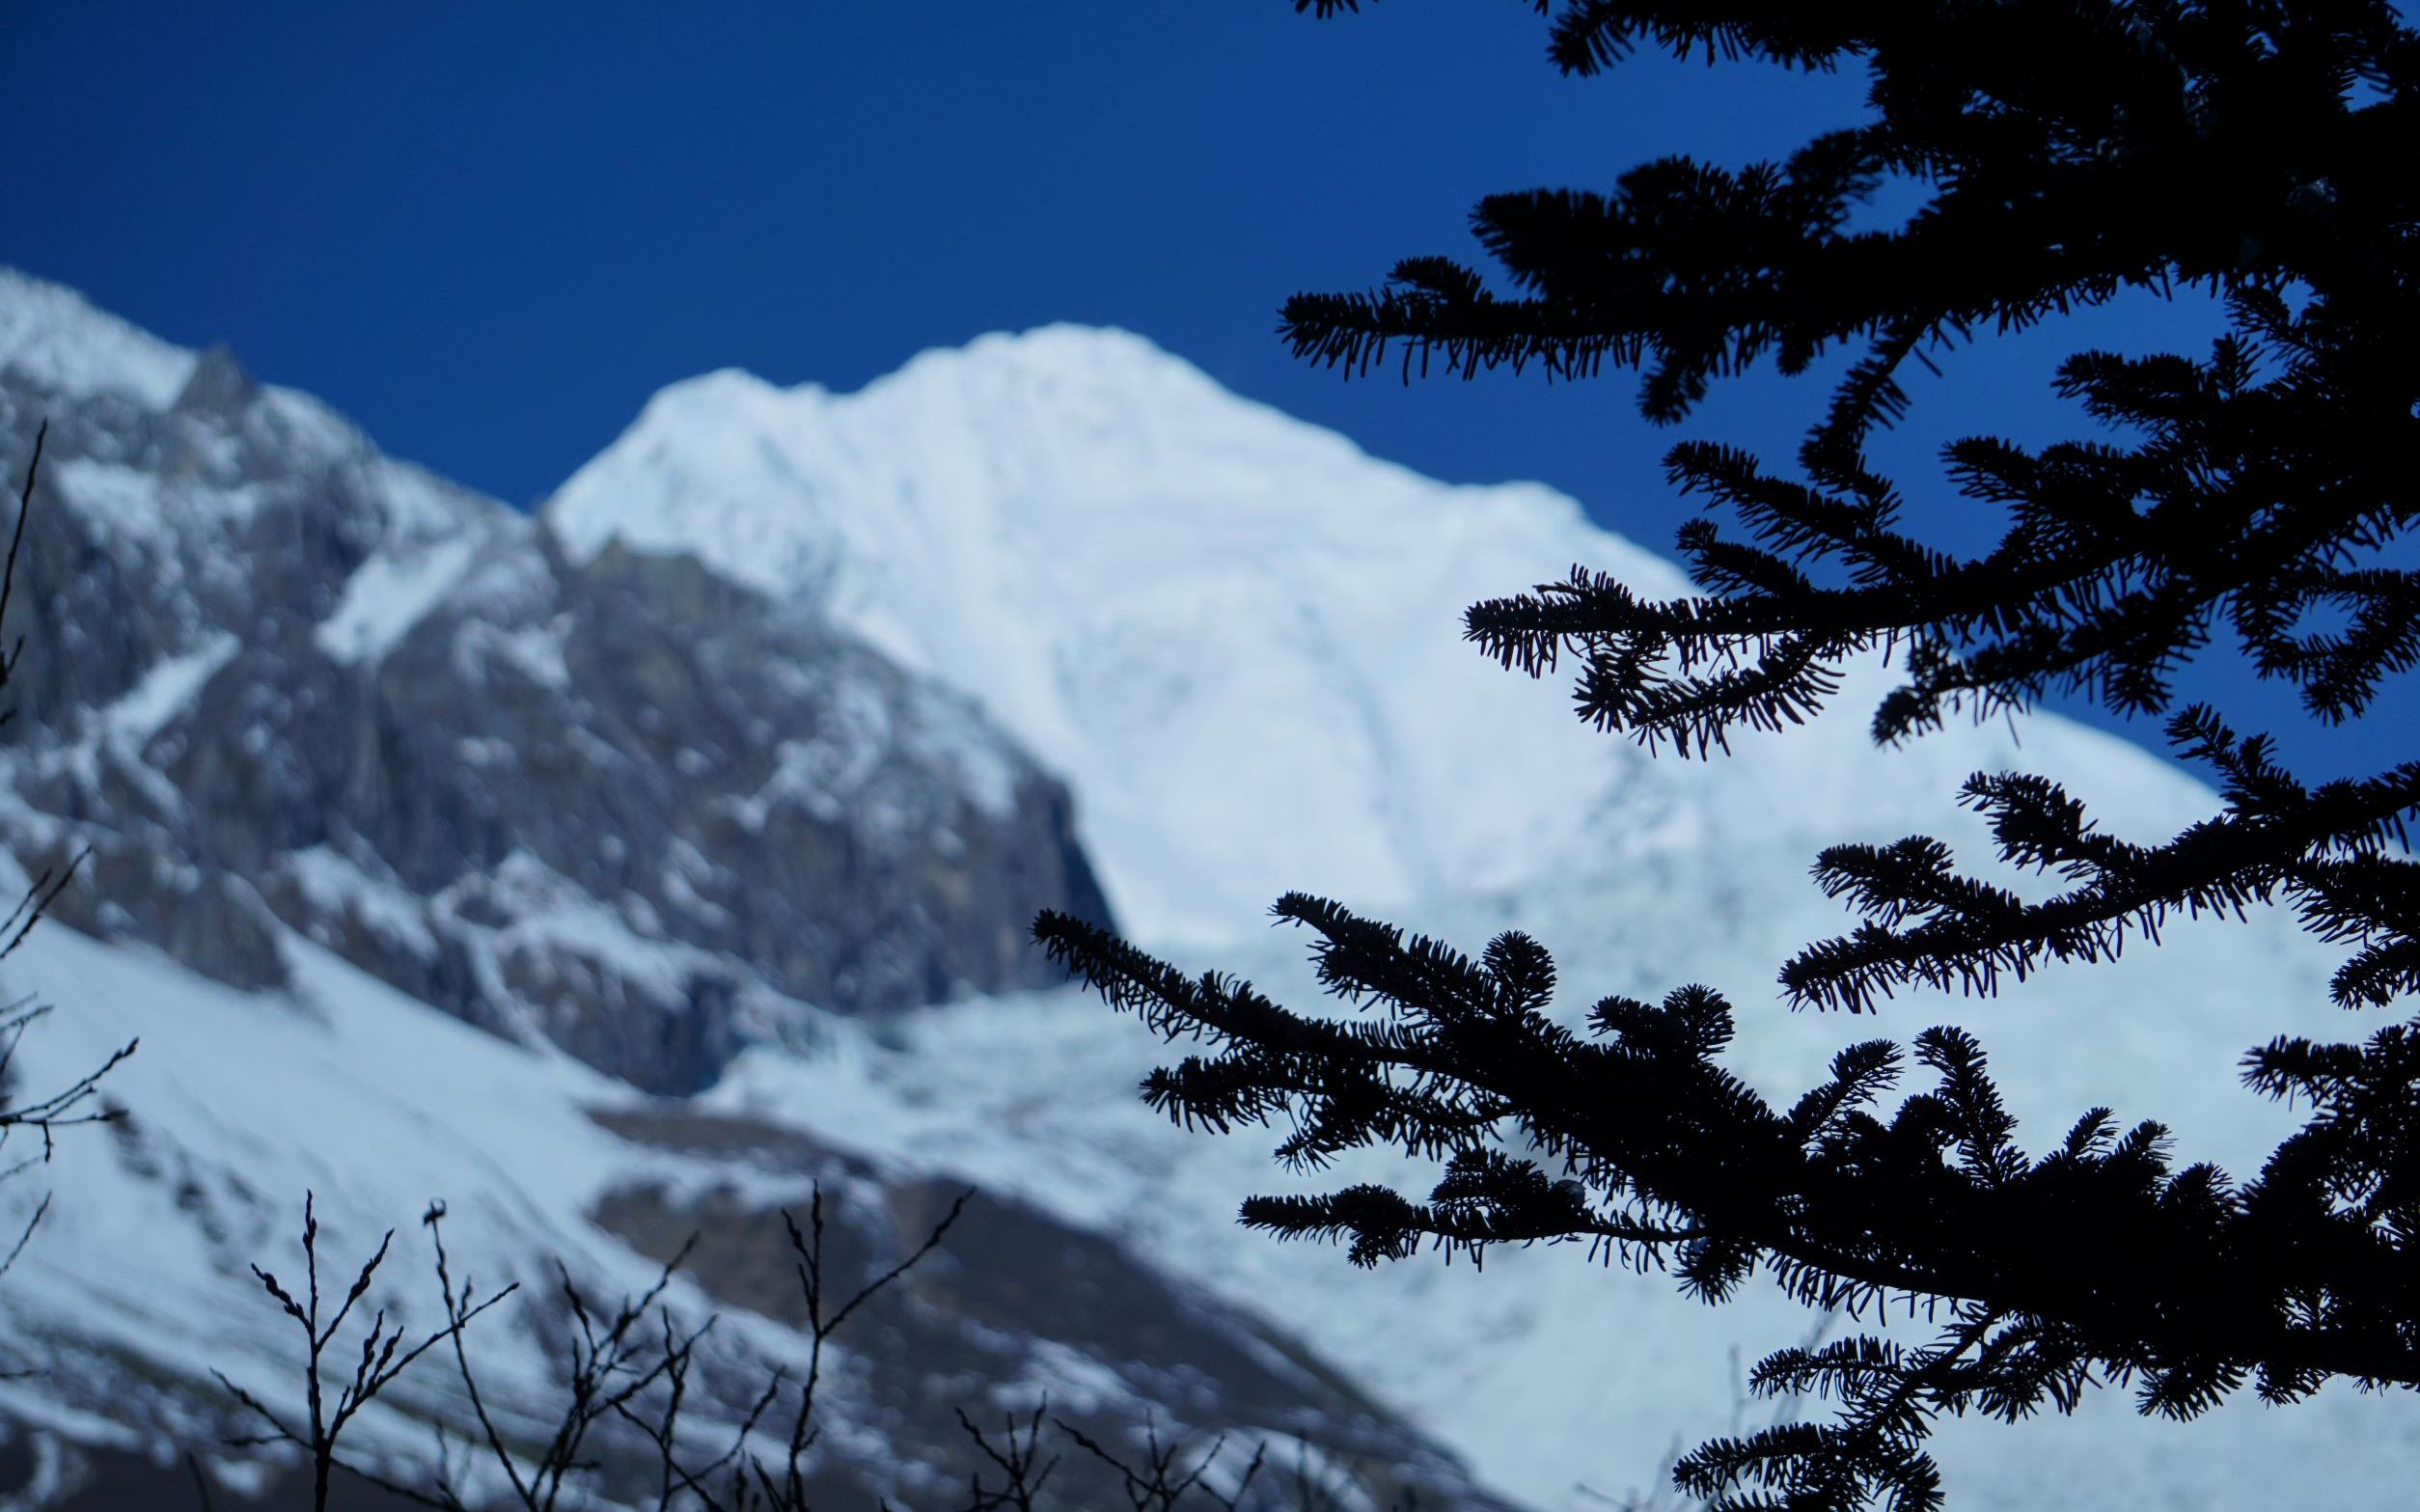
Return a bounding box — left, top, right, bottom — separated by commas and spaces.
0, 267, 1115, 1090
544, 318, 2226, 953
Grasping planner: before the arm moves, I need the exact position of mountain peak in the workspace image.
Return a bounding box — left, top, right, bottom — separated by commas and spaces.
548, 321, 1454, 591
616, 323, 1338, 513
634, 323, 1220, 426
898, 320, 1210, 385
543, 325, 1696, 943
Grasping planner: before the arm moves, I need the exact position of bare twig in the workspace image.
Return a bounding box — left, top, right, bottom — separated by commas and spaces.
0, 422, 131, 1369
627, 1180, 975, 1511
957, 1401, 1059, 1512
224, 1194, 512, 1512
428, 1197, 705, 1512
0, 419, 47, 696
1059, 1413, 1266, 1512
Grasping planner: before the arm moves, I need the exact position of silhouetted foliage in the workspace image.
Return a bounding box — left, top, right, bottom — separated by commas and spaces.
1040, 2, 2420, 1506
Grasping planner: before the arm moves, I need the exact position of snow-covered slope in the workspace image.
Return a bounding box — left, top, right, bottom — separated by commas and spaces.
0, 270, 198, 409
0, 881, 1489, 1509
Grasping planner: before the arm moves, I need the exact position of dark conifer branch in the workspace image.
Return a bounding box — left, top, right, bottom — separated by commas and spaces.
1038, 895, 2420, 1505
1782, 736, 2420, 1012
1043, 2, 2420, 1506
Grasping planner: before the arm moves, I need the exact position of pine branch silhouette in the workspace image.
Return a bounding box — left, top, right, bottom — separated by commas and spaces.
1046, 2, 2420, 1505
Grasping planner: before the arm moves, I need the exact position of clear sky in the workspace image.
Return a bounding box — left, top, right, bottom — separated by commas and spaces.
0, 2, 2399, 783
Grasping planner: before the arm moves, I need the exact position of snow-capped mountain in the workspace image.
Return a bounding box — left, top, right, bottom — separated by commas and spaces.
540, 314, 2416, 1511
0, 269, 1480, 1510
0, 265, 2410, 1510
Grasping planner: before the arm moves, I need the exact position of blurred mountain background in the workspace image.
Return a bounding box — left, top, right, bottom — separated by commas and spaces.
0, 269, 2407, 1509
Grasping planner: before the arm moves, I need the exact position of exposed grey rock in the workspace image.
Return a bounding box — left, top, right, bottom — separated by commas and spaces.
171, 344, 257, 419
0, 316, 1113, 1094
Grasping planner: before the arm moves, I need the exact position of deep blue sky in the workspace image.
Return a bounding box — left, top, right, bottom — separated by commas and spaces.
0, 2, 2395, 783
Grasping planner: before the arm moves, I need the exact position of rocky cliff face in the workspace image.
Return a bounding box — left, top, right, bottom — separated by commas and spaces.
0, 276, 1111, 1094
